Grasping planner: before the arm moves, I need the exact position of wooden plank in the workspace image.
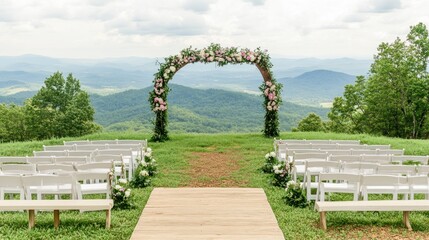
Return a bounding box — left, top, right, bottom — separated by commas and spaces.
131, 188, 284, 240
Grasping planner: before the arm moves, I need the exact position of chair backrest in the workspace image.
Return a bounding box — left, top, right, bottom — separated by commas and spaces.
293, 152, 328, 161
67, 151, 95, 157
342, 162, 379, 174
64, 140, 90, 145
306, 140, 332, 144
0, 175, 23, 188
391, 155, 429, 165
305, 160, 340, 173
37, 164, 75, 174
43, 145, 75, 151
318, 172, 361, 183
330, 140, 360, 145
107, 144, 142, 151
74, 144, 108, 151
416, 165, 429, 175
408, 175, 429, 185
280, 144, 312, 149
90, 140, 119, 144
329, 155, 360, 163
75, 162, 113, 172
360, 154, 391, 164
361, 174, 406, 186
96, 149, 133, 157
21, 175, 75, 188
54, 156, 88, 165
116, 140, 147, 147
26, 156, 54, 164
376, 165, 416, 176
93, 154, 123, 163
325, 150, 352, 156
0, 157, 27, 164
275, 139, 306, 145
351, 149, 379, 155
33, 151, 68, 157
336, 144, 363, 150
365, 144, 391, 150
378, 149, 404, 156
311, 144, 337, 150
74, 171, 111, 182
1, 164, 37, 175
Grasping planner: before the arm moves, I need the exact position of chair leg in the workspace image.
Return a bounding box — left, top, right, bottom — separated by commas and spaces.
319, 212, 327, 230
403, 211, 412, 231
54, 210, 60, 229
28, 210, 35, 229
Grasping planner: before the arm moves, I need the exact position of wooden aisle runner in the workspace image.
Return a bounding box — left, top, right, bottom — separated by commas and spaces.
131, 188, 284, 240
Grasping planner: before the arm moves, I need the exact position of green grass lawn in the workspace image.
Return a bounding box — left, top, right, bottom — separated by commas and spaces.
1, 131, 429, 239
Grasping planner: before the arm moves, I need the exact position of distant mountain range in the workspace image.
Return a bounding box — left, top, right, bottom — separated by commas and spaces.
0, 84, 329, 132
0, 54, 369, 106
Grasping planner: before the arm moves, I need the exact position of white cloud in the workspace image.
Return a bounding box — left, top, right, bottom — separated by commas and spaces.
0, 0, 427, 58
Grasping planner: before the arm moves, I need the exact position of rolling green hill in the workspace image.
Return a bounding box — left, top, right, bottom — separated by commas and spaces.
91, 84, 329, 132
280, 70, 356, 106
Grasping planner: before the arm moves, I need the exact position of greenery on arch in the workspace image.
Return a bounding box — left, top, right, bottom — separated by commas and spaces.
149, 43, 283, 141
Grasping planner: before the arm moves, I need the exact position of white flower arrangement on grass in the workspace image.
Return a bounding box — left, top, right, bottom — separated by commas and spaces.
111, 177, 132, 209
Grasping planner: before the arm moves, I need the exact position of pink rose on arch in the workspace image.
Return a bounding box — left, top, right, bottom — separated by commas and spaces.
266, 81, 272, 87
160, 105, 166, 111
154, 97, 159, 103
268, 93, 275, 101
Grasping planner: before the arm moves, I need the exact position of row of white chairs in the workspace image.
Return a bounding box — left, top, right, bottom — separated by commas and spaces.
314, 173, 429, 202
32, 149, 136, 180
278, 143, 390, 150
0, 162, 113, 176
0, 155, 125, 178
280, 148, 405, 162
63, 139, 147, 146
44, 143, 143, 152
292, 153, 428, 182
274, 139, 361, 146
0, 172, 111, 201
302, 160, 429, 201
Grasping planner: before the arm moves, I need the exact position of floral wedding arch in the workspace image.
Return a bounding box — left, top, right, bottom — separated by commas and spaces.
149, 43, 282, 141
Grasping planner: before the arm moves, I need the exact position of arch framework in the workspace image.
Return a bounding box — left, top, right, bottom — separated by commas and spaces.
149, 43, 282, 141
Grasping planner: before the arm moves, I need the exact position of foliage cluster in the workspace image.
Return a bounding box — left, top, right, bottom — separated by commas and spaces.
0, 72, 100, 142
326, 23, 429, 139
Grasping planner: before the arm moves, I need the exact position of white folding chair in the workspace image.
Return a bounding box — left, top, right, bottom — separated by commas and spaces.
408, 175, 429, 200
93, 154, 125, 178
21, 175, 76, 200
416, 165, 429, 175
292, 152, 328, 181
74, 172, 111, 199
303, 160, 341, 201
316, 173, 361, 201
378, 149, 405, 155
0, 175, 25, 200
360, 175, 408, 201
96, 149, 134, 180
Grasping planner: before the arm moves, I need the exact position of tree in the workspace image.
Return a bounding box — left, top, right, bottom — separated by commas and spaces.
26, 72, 100, 139
326, 23, 429, 138
364, 23, 429, 138
327, 76, 367, 133
293, 113, 324, 132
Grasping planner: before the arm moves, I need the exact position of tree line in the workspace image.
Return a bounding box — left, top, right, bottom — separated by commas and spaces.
0, 72, 100, 142
295, 23, 429, 139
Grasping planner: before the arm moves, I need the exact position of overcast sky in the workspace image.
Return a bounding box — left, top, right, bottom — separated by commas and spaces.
0, 0, 428, 59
